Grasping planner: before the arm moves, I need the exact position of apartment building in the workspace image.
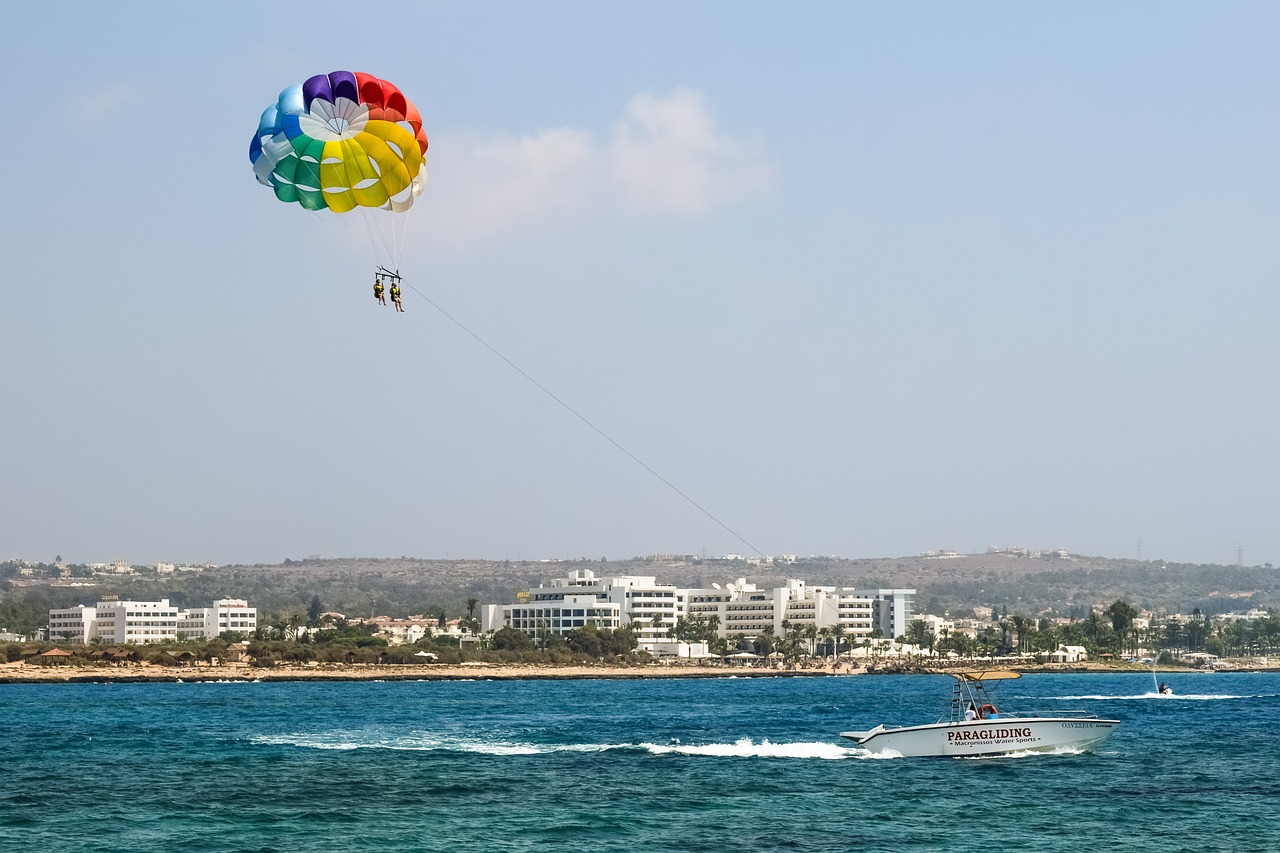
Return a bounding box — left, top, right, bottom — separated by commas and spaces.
483, 570, 915, 651
48, 597, 257, 643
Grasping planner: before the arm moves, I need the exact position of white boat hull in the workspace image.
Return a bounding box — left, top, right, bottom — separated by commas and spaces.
841, 717, 1119, 757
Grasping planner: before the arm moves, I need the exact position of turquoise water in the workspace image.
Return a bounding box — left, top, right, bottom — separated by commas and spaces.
2, 672, 1277, 852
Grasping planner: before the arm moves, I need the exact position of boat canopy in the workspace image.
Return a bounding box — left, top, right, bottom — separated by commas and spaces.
954, 670, 1022, 682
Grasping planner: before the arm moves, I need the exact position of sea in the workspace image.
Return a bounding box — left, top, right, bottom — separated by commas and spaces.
2, 671, 1277, 852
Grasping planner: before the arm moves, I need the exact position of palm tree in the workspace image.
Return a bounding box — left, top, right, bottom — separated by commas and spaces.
1010, 615, 1032, 654
803, 624, 818, 659
997, 619, 1015, 654
755, 626, 775, 661
1085, 611, 1104, 645
782, 633, 803, 665
707, 615, 722, 645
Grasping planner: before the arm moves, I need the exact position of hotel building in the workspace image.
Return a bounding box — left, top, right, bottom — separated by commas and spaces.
482, 569, 914, 652
48, 597, 257, 643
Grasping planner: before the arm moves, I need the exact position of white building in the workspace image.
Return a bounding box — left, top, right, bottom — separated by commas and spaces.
1048, 645, 1088, 663
483, 570, 915, 653
178, 599, 257, 639
481, 570, 638, 643
684, 579, 914, 644
49, 597, 256, 643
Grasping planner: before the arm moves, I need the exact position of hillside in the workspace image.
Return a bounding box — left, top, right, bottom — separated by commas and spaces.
6, 551, 1277, 627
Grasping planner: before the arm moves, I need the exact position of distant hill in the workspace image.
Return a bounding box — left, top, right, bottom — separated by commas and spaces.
6, 552, 1277, 622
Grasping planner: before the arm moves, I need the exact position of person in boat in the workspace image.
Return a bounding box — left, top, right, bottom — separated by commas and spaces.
965, 703, 978, 721
390, 281, 404, 312
374, 276, 387, 306
978, 703, 999, 719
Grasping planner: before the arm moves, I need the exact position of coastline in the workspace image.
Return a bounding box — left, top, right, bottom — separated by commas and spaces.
2, 659, 1266, 684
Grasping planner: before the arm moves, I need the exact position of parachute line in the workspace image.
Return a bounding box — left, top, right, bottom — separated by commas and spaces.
403, 281, 766, 558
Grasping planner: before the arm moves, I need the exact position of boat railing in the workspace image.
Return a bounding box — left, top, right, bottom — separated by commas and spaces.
947, 701, 1105, 723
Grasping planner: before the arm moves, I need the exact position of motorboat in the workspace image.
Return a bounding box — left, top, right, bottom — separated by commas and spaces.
841, 670, 1119, 757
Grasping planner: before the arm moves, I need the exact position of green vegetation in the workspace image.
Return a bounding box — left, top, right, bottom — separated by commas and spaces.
3, 621, 648, 668
901, 599, 1280, 662
4, 555, 1279, 666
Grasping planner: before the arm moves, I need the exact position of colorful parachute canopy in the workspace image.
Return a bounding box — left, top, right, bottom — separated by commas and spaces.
249, 71, 428, 213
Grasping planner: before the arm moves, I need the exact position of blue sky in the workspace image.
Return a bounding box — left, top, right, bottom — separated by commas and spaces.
3, 3, 1278, 566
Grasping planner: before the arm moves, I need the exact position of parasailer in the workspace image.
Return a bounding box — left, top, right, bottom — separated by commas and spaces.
249, 70, 428, 300
373, 276, 386, 305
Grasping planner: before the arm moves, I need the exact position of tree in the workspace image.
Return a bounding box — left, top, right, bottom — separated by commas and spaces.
903, 620, 931, 650
307, 595, 323, 626
1085, 612, 1104, 644
672, 616, 699, 643
491, 627, 536, 652
1010, 615, 1033, 653
754, 625, 776, 660
1186, 608, 1207, 651
1107, 600, 1139, 635
565, 623, 604, 658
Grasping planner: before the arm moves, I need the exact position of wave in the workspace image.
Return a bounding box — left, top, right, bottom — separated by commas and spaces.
640, 738, 868, 760
250, 732, 610, 755
1051, 693, 1262, 701
250, 732, 871, 760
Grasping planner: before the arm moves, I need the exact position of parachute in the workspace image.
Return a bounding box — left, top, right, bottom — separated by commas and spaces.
249, 71, 428, 277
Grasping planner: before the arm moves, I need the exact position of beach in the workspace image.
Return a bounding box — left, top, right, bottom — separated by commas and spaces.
0, 660, 831, 683
0, 658, 1248, 683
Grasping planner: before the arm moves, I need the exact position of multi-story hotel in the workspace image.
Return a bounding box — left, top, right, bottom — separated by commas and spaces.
484, 571, 675, 648
48, 596, 257, 643
482, 569, 914, 652
683, 578, 914, 643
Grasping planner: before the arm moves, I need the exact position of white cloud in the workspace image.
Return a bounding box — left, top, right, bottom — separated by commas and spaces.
430, 127, 598, 242
609, 88, 774, 216
66, 83, 136, 123
422, 89, 773, 248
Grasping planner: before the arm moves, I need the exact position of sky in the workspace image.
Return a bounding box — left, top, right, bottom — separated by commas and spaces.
3, 3, 1279, 567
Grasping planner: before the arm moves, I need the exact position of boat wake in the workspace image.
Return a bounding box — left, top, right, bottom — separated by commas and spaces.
250, 732, 874, 759
250, 732, 608, 755
640, 738, 872, 760
1052, 693, 1258, 701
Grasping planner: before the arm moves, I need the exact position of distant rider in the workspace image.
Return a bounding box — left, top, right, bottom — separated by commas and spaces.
390, 282, 404, 312
374, 277, 387, 306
